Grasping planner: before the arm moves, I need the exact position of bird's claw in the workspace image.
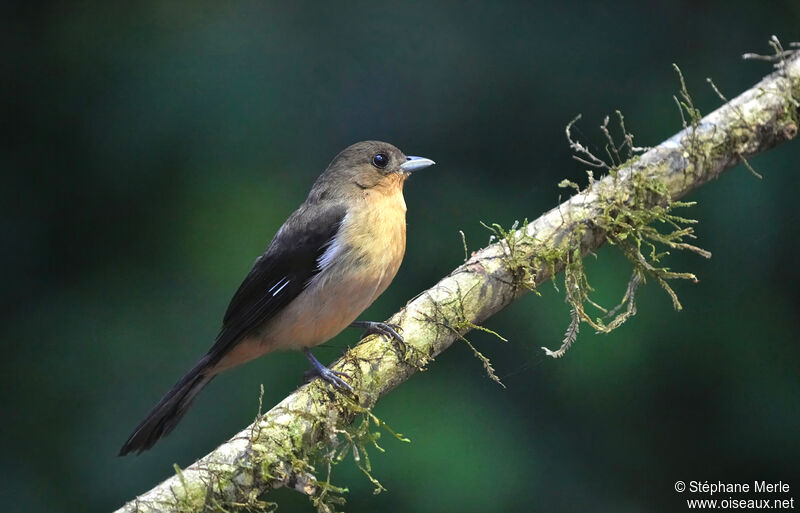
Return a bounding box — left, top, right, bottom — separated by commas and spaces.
304, 366, 353, 392
303, 349, 353, 392
351, 321, 405, 347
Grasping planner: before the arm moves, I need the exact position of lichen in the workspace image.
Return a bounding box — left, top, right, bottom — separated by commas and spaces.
156, 379, 412, 513
481, 84, 714, 358
303, 398, 410, 512
415, 276, 509, 387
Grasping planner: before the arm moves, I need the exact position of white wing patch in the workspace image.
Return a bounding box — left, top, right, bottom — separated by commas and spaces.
316, 213, 349, 271
317, 237, 343, 271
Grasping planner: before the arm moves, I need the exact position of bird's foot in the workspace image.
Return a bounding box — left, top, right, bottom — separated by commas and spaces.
349, 320, 407, 358
303, 349, 353, 392
350, 320, 404, 344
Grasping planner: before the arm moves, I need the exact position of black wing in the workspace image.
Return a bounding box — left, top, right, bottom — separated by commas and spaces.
205, 200, 346, 364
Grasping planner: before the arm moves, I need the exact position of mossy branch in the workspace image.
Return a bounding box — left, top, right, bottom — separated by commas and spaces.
114, 44, 799, 513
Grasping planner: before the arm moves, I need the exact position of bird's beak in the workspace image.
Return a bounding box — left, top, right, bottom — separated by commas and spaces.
400, 156, 436, 174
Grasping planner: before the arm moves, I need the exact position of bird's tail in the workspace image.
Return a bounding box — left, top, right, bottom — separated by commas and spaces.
119, 355, 215, 456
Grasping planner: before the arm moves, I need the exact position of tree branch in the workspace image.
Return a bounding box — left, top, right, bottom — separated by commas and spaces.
115, 46, 799, 513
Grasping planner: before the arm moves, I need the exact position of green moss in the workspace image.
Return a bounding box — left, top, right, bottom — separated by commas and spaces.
160, 382, 409, 513
483, 96, 713, 358
415, 274, 509, 386
481, 219, 540, 295
297, 400, 411, 512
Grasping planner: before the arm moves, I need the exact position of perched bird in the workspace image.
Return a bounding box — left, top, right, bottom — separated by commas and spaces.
119, 141, 434, 455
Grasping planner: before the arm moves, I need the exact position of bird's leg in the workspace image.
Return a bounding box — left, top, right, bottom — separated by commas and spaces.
303, 348, 353, 392
349, 320, 406, 352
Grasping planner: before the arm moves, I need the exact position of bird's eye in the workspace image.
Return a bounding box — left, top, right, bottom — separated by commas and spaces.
371, 153, 389, 169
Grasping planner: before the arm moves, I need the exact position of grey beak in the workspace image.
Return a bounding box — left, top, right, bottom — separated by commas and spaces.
400, 156, 436, 173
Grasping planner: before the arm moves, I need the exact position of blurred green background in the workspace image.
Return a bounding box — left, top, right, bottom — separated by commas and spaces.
2, 1, 799, 512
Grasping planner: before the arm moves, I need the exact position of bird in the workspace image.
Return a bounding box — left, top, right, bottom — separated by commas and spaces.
119, 140, 435, 455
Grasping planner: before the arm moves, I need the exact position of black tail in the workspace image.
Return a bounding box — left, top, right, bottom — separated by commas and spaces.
119, 356, 215, 456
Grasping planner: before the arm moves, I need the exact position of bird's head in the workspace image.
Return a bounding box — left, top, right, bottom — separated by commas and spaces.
314, 141, 435, 195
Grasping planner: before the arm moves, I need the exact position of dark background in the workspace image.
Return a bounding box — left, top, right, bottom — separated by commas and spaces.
2, 2, 799, 512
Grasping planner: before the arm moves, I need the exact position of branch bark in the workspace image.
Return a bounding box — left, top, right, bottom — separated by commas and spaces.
115, 48, 799, 513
